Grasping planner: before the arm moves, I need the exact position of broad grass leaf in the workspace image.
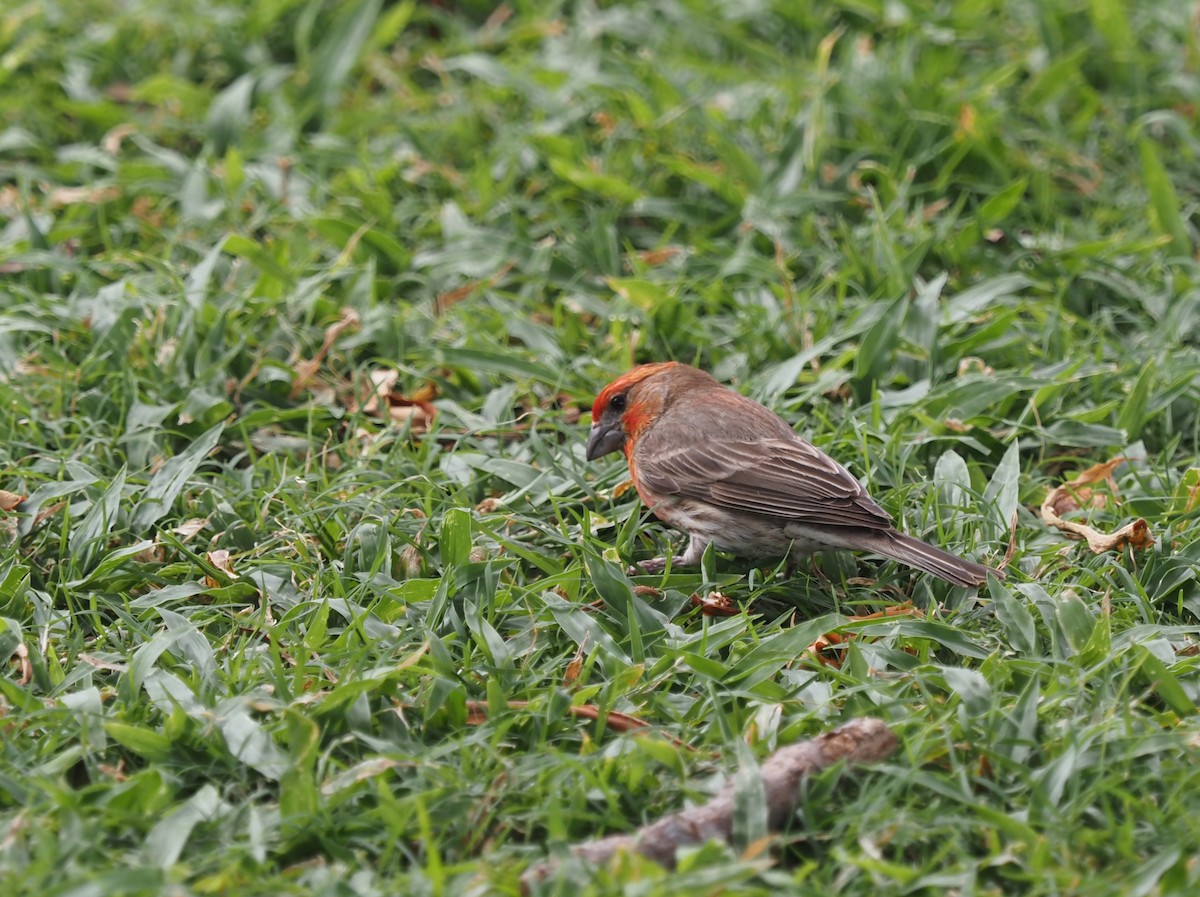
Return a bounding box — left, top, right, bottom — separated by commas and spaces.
1054, 593, 1096, 656
1116, 359, 1155, 442
104, 722, 173, 761
984, 442, 1020, 530
205, 73, 255, 154
158, 609, 218, 686
854, 294, 907, 391
0, 562, 29, 618
934, 449, 971, 510
726, 614, 843, 687
1137, 136, 1191, 257
542, 586, 632, 667
890, 620, 991, 660
944, 274, 1030, 322
1135, 647, 1196, 717
216, 699, 289, 780
142, 784, 222, 869
132, 423, 224, 532
977, 177, 1029, 226
307, 0, 382, 113
548, 158, 642, 203
70, 467, 126, 566
989, 578, 1038, 656
0, 615, 23, 666
940, 666, 992, 716
438, 508, 472, 569
16, 476, 99, 539
184, 239, 227, 309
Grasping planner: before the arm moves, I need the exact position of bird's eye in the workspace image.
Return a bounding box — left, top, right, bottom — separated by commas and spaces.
609, 393, 627, 412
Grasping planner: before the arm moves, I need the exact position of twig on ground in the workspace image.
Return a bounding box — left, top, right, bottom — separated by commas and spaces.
521, 717, 898, 889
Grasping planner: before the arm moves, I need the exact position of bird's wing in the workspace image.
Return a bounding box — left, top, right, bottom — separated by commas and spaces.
636, 435, 895, 530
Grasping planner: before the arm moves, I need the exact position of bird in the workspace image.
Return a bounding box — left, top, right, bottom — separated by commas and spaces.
586, 362, 1001, 587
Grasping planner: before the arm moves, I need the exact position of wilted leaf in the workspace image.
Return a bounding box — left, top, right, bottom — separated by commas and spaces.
290, 308, 361, 399
205, 549, 236, 586
356, 369, 437, 432
690, 591, 739, 616
172, 518, 208, 540
0, 490, 25, 511
564, 633, 589, 686
458, 700, 676, 740
1041, 457, 1155, 553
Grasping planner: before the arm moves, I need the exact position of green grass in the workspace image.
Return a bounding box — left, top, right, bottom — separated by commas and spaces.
2, 0, 1200, 894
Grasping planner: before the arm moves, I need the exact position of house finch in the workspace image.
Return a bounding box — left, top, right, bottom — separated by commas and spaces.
587, 362, 1000, 587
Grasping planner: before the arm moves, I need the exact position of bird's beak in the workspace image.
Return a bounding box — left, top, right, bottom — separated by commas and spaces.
586, 420, 625, 460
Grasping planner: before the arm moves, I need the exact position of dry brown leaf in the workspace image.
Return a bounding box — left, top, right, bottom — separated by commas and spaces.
435, 262, 513, 314
956, 357, 995, 377
483, 3, 514, 32
133, 544, 164, 564
591, 110, 617, 137
384, 401, 436, 430
1000, 507, 1019, 573
205, 549, 236, 586
564, 634, 589, 686
172, 518, 208, 540
289, 308, 361, 399
922, 197, 951, 222
33, 500, 66, 528
97, 760, 128, 782
957, 103, 978, 138
632, 246, 683, 267
632, 585, 662, 599
690, 591, 739, 616
805, 604, 925, 668
1044, 456, 1125, 516
48, 185, 120, 208
460, 700, 663, 737
1040, 457, 1156, 553
611, 479, 635, 500
15, 643, 31, 686
102, 123, 136, 154
357, 369, 437, 433
400, 544, 423, 577
0, 490, 26, 512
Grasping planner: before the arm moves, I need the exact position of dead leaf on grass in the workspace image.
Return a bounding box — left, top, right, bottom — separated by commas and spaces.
205, 549, 236, 586
630, 246, 683, 267
461, 699, 688, 745
0, 490, 26, 512
1040, 457, 1155, 553
48, 185, 120, 208
172, 518, 208, 540
690, 591, 739, 616
14, 643, 31, 686
356, 369, 437, 432
564, 633, 589, 686
289, 308, 361, 399
611, 479, 635, 500
805, 603, 925, 668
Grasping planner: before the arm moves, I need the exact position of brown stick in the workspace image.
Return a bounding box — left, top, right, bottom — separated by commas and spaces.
521, 717, 897, 887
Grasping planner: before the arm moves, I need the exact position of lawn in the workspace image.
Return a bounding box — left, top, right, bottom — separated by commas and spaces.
2, 0, 1199, 894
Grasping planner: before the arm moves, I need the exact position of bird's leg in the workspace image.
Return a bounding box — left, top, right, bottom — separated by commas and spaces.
629, 535, 710, 576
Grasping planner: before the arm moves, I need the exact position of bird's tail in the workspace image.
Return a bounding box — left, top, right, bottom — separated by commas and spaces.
865, 530, 1001, 587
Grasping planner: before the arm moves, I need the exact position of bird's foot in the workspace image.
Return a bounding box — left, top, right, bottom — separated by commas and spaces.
627, 555, 689, 576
